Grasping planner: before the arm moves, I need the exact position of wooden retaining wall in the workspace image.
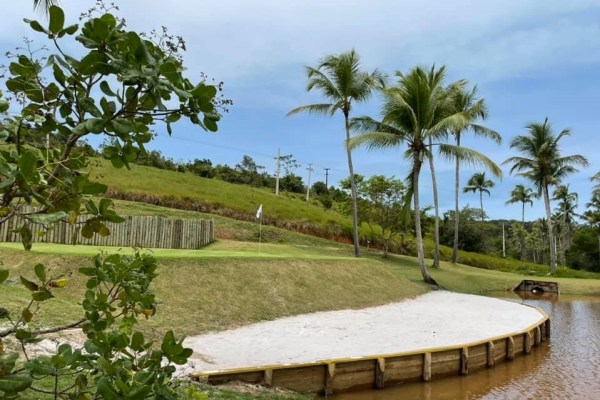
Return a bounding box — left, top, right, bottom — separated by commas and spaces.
194, 309, 549, 395
0, 213, 214, 250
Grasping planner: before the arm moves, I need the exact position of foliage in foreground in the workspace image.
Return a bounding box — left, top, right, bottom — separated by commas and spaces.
0, 2, 224, 397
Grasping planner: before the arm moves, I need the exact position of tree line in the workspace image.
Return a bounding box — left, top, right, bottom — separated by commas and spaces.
287, 49, 594, 283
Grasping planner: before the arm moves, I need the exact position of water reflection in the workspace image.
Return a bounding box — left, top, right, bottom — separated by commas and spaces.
335, 295, 600, 400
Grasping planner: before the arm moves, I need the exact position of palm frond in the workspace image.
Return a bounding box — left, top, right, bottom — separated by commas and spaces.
439, 145, 503, 178
286, 103, 334, 117
348, 131, 404, 151
34, 0, 58, 11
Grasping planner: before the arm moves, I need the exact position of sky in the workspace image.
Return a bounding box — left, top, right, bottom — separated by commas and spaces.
2, 0, 600, 221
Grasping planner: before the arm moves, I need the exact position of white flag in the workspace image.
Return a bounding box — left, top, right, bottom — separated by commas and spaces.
256, 204, 263, 219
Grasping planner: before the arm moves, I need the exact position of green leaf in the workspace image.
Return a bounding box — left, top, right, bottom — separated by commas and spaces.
58, 23, 78, 38
110, 119, 135, 137
53, 64, 66, 86
32, 289, 54, 302
20, 276, 39, 292
160, 62, 180, 83
19, 224, 33, 251
130, 332, 144, 351
48, 6, 65, 35
85, 118, 105, 133
0, 374, 33, 394
82, 181, 108, 195
98, 198, 113, 214
25, 212, 67, 225
34, 263, 46, 282
96, 377, 122, 400
18, 151, 37, 181
24, 18, 48, 34
203, 115, 218, 132
21, 308, 33, 323
0, 268, 9, 284
0, 176, 16, 190
100, 80, 117, 97
84, 200, 99, 215
125, 385, 152, 399
15, 330, 33, 341
98, 224, 110, 237
78, 267, 96, 276
79, 51, 109, 75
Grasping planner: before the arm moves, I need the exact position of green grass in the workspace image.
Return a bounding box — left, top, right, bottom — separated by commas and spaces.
91, 158, 354, 235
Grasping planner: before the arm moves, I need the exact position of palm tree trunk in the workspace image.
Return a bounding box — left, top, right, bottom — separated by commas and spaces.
413, 159, 437, 285
345, 113, 360, 258
543, 184, 557, 272
560, 209, 567, 266
479, 190, 484, 222
521, 201, 525, 261
427, 137, 440, 268
451, 134, 460, 264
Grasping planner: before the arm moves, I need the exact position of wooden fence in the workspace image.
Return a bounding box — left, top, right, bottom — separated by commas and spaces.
194, 310, 550, 395
0, 213, 214, 250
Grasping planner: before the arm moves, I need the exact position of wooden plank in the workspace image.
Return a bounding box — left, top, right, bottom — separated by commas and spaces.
324, 363, 335, 396
467, 343, 487, 371
524, 331, 532, 354
264, 369, 273, 387
487, 342, 495, 368
374, 358, 385, 389
460, 347, 469, 375
384, 354, 423, 385
423, 353, 431, 382
272, 365, 325, 393
431, 349, 460, 379
332, 360, 374, 392
506, 336, 515, 360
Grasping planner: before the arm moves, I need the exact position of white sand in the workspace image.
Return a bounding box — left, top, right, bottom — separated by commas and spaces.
183, 292, 544, 374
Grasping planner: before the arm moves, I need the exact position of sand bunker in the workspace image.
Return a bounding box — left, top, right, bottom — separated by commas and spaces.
183, 291, 544, 373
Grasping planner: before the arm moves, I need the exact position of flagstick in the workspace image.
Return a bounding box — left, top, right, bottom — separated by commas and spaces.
258, 214, 262, 253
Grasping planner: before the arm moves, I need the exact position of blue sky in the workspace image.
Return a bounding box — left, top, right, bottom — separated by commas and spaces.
3, 1, 600, 221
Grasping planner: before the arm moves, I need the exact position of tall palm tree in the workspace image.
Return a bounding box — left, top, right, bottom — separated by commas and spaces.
504, 118, 588, 272
449, 84, 501, 263
463, 172, 495, 222
506, 184, 536, 260
349, 65, 500, 284
553, 184, 578, 265
288, 50, 385, 257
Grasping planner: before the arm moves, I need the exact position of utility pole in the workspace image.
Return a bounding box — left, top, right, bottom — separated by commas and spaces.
502, 223, 506, 258
306, 163, 313, 202
324, 168, 330, 188
274, 148, 281, 196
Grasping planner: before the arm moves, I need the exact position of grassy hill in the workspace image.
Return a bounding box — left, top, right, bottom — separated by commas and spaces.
91, 158, 357, 243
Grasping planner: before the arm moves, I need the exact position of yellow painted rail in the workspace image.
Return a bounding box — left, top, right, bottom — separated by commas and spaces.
192, 306, 549, 395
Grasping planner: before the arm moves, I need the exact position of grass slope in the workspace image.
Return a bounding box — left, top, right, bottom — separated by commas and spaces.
91, 158, 353, 235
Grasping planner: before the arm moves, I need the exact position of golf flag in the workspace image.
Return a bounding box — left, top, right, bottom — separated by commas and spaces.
256, 204, 263, 219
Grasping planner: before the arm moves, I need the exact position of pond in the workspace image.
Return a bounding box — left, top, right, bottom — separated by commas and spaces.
335, 294, 600, 399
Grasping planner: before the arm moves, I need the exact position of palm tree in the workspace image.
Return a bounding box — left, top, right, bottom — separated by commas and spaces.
504, 118, 589, 272
463, 172, 495, 222
33, 0, 58, 11
288, 50, 385, 257
449, 84, 501, 263
553, 184, 578, 265
506, 184, 536, 260
349, 65, 501, 284
591, 172, 600, 195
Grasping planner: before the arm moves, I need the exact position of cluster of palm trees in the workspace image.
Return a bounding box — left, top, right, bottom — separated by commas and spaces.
290, 50, 589, 282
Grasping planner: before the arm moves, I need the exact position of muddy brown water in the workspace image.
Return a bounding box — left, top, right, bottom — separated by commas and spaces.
335, 294, 600, 400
